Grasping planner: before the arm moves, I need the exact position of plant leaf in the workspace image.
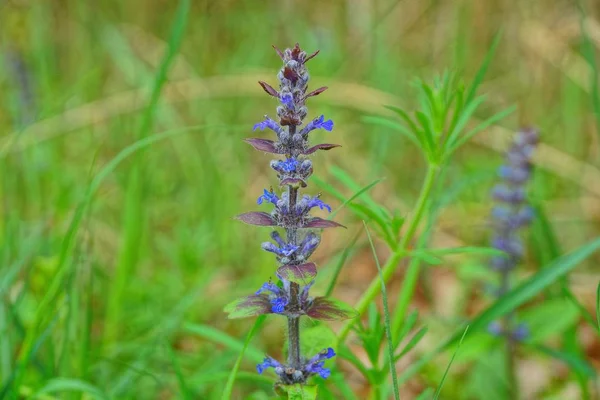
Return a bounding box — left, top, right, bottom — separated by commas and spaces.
221, 316, 267, 400
361, 116, 421, 148
306, 297, 358, 321
244, 138, 281, 154
364, 221, 399, 400
304, 143, 341, 154
278, 384, 318, 400
277, 263, 317, 285
224, 294, 272, 319
33, 378, 109, 400
235, 212, 276, 226
304, 218, 346, 229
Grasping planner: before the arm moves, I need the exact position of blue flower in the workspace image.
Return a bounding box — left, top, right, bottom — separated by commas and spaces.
256, 281, 282, 296
257, 189, 279, 205
276, 158, 299, 173
298, 233, 320, 259
262, 242, 300, 257
280, 92, 294, 108
256, 356, 283, 374
253, 117, 281, 133
304, 348, 336, 379
302, 115, 334, 135
307, 197, 331, 212
256, 281, 289, 314
270, 296, 289, 313
511, 323, 529, 342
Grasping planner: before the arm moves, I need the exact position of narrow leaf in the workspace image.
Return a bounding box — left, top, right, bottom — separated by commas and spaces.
221, 316, 267, 400
224, 295, 272, 319
304, 218, 346, 229
303, 143, 341, 155
433, 326, 469, 400
258, 81, 278, 97
394, 326, 428, 361
235, 212, 276, 226
466, 30, 502, 104
244, 138, 281, 154
361, 116, 421, 148
306, 297, 357, 321
364, 222, 399, 400
305, 86, 328, 98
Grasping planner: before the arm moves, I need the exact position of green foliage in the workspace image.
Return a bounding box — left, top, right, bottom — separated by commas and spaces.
277, 384, 318, 400
1, 1, 598, 399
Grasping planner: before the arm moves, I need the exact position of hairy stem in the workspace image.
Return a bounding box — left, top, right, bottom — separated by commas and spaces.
286, 154, 301, 368
337, 164, 439, 343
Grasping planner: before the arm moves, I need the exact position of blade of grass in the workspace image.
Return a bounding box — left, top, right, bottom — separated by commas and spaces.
433, 326, 469, 400
106, 0, 190, 343
397, 237, 600, 384
166, 342, 192, 400
364, 221, 399, 400
184, 322, 265, 365
465, 30, 502, 104
325, 229, 362, 297
9, 124, 221, 396
220, 315, 267, 400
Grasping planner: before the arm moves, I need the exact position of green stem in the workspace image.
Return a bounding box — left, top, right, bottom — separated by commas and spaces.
337, 165, 438, 343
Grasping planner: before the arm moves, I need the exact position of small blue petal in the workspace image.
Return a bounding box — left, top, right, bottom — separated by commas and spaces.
271, 297, 289, 313
257, 189, 279, 205
280, 92, 294, 108
307, 197, 331, 213
256, 356, 282, 374
256, 281, 281, 296
253, 117, 281, 132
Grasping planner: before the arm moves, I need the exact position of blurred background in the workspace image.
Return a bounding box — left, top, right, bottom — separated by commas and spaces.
1, 0, 599, 398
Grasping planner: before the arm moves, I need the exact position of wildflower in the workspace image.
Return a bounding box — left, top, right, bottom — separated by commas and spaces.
254, 117, 283, 134
257, 356, 283, 375
487, 128, 538, 342
304, 348, 336, 379
226, 43, 356, 386
257, 189, 279, 205
301, 115, 334, 136
256, 281, 289, 314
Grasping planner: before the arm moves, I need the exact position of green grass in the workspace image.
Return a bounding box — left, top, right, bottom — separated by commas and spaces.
1, 0, 599, 399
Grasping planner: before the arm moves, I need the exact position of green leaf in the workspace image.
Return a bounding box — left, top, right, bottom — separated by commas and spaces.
325, 229, 361, 297
444, 95, 485, 150
279, 384, 318, 400
530, 344, 597, 378
394, 326, 428, 361
519, 298, 579, 343
301, 323, 337, 359
392, 310, 419, 348
446, 105, 516, 157
562, 286, 597, 331
33, 378, 109, 400
364, 222, 399, 400
465, 30, 502, 104
220, 316, 267, 400
449, 237, 600, 343
433, 326, 469, 400
397, 237, 600, 384
184, 322, 264, 364
415, 388, 435, 400
361, 116, 421, 148
330, 178, 385, 219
